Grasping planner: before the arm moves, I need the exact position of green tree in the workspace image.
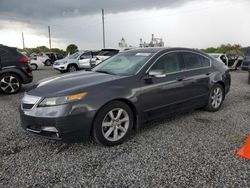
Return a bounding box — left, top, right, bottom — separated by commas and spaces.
66, 44, 78, 55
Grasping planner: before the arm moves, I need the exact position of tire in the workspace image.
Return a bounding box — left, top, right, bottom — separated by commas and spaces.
0, 73, 22, 94
205, 83, 225, 112
45, 60, 52, 66
67, 64, 77, 72
31, 64, 38, 70
92, 101, 134, 146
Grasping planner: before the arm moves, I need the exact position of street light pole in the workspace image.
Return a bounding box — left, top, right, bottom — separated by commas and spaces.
102, 9, 106, 49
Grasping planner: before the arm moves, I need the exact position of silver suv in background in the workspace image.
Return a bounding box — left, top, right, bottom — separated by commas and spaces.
53, 50, 100, 73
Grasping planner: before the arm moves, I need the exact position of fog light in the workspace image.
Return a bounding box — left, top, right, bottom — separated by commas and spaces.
41, 126, 58, 132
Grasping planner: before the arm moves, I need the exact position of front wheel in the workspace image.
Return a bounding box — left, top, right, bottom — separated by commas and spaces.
67, 64, 77, 72
205, 84, 225, 112
31, 64, 38, 70
92, 101, 134, 146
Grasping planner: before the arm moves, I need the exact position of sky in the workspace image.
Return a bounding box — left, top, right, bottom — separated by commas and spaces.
0, 0, 250, 50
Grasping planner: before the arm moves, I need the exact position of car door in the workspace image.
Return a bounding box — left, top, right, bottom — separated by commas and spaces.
140, 52, 187, 120
180, 52, 212, 107
78, 52, 92, 68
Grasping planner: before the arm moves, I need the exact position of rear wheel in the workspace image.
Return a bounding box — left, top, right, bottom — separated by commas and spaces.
0, 73, 22, 94
45, 60, 52, 66
92, 101, 134, 146
31, 64, 38, 70
205, 84, 225, 112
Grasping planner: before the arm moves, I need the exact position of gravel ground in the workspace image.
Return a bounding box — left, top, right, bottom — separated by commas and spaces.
0, 67, 250, 188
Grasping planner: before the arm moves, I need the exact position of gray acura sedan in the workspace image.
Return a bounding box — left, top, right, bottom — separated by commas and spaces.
20, 48, 231, 146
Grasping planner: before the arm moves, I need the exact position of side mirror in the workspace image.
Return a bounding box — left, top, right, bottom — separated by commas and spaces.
148, 70, 166, 78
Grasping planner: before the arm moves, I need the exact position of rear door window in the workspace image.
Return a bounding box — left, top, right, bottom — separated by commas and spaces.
182, 52, 210, 70
150, 52, 184, 74
80, 52, 92, 59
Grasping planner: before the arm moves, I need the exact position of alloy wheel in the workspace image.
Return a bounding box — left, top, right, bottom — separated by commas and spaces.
211, 87, 223, 109
0, 75, 20, 94
69, 66, 77, 72
101, 108, 130, 142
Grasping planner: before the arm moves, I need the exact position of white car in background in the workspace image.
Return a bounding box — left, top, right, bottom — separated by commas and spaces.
30, 52, 50, 65
95, 49, 119, 64
209, 53, 243, 70
209, 53, 228, 65
30, 57, 44, 70
53, 50, 100, 73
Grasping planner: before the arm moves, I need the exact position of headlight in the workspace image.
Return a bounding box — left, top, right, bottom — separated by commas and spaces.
38, 92, 87, 107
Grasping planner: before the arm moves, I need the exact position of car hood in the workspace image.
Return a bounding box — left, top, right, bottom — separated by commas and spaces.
27, 71, 119, 97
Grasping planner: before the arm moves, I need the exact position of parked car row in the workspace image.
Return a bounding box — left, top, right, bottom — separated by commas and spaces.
53, 49, 119, 73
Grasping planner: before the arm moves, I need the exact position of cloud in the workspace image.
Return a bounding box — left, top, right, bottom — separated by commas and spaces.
0, 0, 200, 21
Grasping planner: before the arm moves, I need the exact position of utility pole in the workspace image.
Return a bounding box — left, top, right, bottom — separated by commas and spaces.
102, 9, 105, 48
48, 26, 51, 49
22, 32, 25, 49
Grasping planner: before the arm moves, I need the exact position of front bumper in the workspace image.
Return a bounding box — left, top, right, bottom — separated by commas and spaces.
19, 103, 96, 141
53, 64, 67, 71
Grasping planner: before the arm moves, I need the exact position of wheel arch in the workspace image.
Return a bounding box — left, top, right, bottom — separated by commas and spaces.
67, 63, 78, 69
91, 98, 139, 133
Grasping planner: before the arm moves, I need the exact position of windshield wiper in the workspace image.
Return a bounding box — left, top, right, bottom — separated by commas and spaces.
94, 70, 116, 75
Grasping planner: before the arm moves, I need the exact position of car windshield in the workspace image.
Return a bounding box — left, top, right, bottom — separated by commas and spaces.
68, 52, 81, 59
92, 51, 154, 76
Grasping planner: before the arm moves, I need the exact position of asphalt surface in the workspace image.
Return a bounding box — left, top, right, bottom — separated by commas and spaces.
0, 67, 250, 188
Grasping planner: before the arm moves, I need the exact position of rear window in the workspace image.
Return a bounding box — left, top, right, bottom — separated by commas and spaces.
182, 52, 210, 70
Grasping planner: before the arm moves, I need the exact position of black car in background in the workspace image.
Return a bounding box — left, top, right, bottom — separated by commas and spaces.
44, 52, 64, 66
20, 48, 231, 146
0, 44, 33, 94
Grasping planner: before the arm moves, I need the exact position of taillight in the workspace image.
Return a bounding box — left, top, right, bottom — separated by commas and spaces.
27, 72, 33, 77
20, 57, 30, 64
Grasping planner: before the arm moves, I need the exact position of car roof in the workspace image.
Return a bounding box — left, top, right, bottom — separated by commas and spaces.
123, 47, 206, 54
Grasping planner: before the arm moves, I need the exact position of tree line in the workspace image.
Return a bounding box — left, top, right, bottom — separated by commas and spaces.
21, 43, 247, 57
20, 44, 79, 56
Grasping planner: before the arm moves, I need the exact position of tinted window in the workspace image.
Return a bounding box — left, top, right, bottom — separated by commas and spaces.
92, 51, 100, 57
0, 48, 6, 56
151, 52, 183, 74
80, 52, 92, 59
56, 54, 64, 59
98, 50, 119, 56
183, 52, 210, 70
